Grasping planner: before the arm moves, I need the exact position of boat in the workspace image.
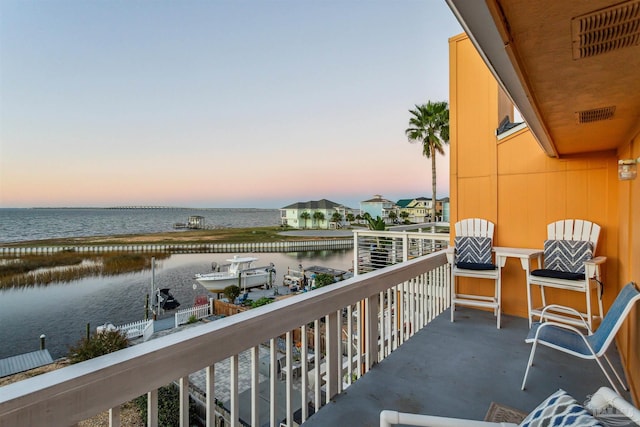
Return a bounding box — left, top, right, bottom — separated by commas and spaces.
282, 265, 352, 290
157, 288, 180, 310
194, 256, 276, 293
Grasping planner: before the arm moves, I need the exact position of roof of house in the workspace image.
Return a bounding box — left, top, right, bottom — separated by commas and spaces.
281, 199, 343, 210
396, 199, 414, 208
361, 196, 395, 204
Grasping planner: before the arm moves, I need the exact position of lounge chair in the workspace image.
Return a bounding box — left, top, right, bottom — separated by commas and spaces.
521, 282, 640, 394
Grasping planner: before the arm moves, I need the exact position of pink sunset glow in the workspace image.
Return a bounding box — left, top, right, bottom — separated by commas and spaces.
0, 1, 460, 209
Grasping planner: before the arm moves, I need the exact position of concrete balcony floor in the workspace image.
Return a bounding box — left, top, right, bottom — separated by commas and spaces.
303, 307, 630, 426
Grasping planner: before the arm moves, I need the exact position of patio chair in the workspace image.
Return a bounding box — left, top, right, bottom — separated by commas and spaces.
521, 282, 640, 395
526, 219, 606, 330
380, 386, 640, 426
447, 218, 502, 328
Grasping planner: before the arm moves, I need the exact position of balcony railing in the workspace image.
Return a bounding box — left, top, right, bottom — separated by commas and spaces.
353, 227, 449, 273
0, 233, 451, 427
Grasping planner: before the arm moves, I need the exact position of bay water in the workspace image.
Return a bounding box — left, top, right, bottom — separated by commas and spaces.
0, 207, 281, 244
0, 208, 353, 360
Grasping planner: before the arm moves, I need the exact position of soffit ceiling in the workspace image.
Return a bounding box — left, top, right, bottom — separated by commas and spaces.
447, 0, 640, 157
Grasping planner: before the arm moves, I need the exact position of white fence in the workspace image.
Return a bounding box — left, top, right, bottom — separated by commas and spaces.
0, 239, 353, 256
116, 320, 152, 340
175, 303, 212, 328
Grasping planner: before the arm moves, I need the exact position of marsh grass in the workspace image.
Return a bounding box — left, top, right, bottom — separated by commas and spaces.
2, 226, 330, 247
0, 251, 169, 289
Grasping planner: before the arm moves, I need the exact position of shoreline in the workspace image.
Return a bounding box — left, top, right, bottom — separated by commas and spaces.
0, 227, 357, 248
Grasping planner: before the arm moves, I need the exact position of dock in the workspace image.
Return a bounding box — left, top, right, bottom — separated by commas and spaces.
0, 350, 54, 378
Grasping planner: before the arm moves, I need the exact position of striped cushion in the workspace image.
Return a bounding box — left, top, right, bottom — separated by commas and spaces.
543, 240, 593, 274
454, 236, 492, 264
519, 389, 603, 427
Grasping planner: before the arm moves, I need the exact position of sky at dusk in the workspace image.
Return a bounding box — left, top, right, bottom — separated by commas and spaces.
0, 1, 462, 209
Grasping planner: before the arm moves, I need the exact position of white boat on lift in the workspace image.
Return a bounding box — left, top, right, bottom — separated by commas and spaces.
194, 256, 276, 293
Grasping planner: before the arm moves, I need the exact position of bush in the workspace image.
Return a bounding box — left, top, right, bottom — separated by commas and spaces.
250, 297, 274, 308
223, 285, 241, 302
134, 383, 199, 426
313, 273, 335, 288
67, 330, 128, 364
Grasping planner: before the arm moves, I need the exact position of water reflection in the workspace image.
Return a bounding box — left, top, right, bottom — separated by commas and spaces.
0, 250, 353, 360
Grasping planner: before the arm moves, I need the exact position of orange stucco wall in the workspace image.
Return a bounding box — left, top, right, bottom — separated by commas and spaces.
449, 33, 638, 401
616, 132, 640, 402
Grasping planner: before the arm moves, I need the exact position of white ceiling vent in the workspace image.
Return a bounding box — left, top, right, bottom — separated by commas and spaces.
576, 106, 616, 123
572, 0, 640, 59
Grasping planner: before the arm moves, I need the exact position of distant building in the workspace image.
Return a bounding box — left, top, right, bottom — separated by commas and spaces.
396, 197, 450, 223
360, 195, 398, 224
280, 199, 355, 229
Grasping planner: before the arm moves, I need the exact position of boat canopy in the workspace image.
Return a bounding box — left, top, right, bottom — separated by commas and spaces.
226, 256, 259, 263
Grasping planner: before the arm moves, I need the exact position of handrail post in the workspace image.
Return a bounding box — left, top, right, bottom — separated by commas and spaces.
325, 311, 339, 400
365, 293, 380, 371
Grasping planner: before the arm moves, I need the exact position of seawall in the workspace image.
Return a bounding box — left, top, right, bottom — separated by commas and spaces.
0, 239, 353, 255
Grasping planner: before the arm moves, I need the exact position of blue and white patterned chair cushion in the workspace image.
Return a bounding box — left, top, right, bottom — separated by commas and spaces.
454, 236, 493, 265
519, 389, 603, 427
543, 240, 593, 274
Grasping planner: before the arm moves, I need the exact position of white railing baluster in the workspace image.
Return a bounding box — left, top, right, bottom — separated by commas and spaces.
301, 324, 309, 422
356, 302, 363, 380
346, 305, 353, 385
270, 338, 277, 427
251, 346, 259, 427
378, 291, 385, 360
386, 289, 392, 357
179, 376, 189, 427
109, 406, 120, 427
392, 285, 398, 351
285, 331, 293, 427
366, 293, 379, 371
337, 309, 344, 394
147, 388, 158, 427
230, 355, 239, 427
206, 364, 215, 427
314, 318, 321, 411
325, 312, 339, 399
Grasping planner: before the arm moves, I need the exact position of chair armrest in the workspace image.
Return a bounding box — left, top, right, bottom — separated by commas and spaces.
584, 256, 606, 266
584, 256, 606, 279
539, 304, 592, 332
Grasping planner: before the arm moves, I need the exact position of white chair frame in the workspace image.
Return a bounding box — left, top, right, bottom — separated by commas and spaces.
447, 218, 502, 328
526, 219, 606, 330
379, 387, 640, 427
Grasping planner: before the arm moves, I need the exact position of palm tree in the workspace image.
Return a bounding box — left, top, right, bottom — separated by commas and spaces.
405, 101, 449, 220
300, 211, 311, 229
331, 212, 343, 228
313, 211, 325, 229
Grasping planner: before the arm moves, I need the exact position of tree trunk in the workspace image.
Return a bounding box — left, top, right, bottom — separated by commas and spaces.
431, 141, 437, 222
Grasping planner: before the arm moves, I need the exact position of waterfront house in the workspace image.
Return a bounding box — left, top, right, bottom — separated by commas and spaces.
359, 195, 398, 224
1, 1, 639, 426
396, 197, 448, 223
280, 199, 354, 229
